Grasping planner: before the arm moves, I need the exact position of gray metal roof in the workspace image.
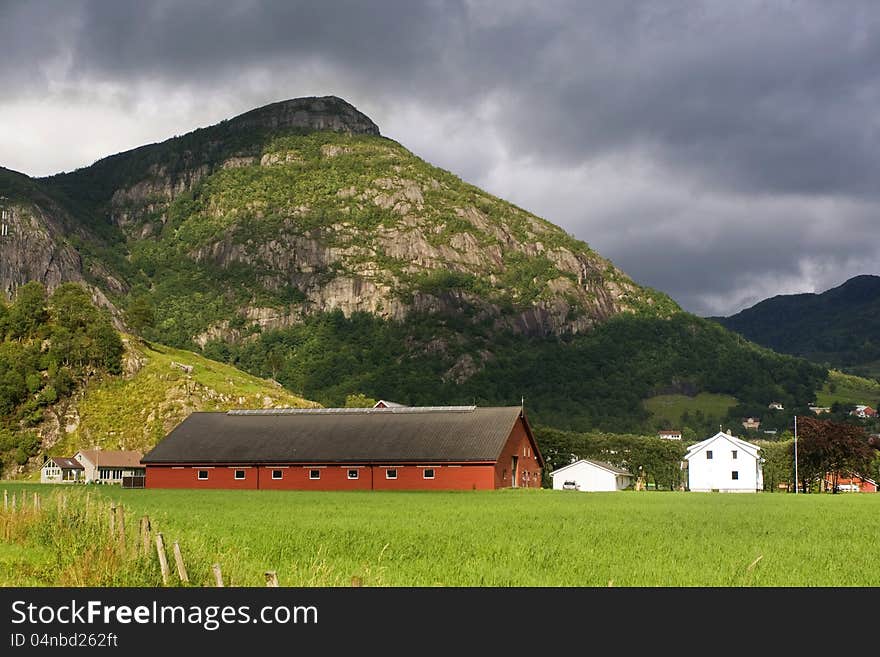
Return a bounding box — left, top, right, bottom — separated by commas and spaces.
550, 458, 632, 477
142, 406, 533, 464
47, 457, 83, 470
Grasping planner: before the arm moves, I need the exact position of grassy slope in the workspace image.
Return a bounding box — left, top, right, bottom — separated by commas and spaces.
815, 370, 880, 407
643, 393, 739, 428
47, 337, 317, 458
3, 484, 880, 586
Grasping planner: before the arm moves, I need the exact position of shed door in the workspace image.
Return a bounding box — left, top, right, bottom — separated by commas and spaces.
511, 456, 519, 488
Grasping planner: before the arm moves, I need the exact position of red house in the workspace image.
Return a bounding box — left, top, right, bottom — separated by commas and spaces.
141, 406, 543, 491
822, 472, 878, 493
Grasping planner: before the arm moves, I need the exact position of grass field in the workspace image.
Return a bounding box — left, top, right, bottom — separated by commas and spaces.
3, 483, 879, 587
643, 393, 738, 427
815, 370, 880, 407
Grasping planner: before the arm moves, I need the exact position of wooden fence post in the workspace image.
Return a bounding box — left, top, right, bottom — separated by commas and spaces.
211, 564, 224, 587
173, 542, 189, 584
115, 505, 126, 547
11, 494, 15, 512
33, 493, 40, 511
140, 517, 152, 556
265, 571, 279, 587
155, 533, 170, 585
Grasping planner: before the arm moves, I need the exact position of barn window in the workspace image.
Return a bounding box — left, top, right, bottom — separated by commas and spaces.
386, 469, 398, 480
347, 469, 359, 480
271, 470, 283, 480
706, 451, 713, 460
309, 469, 321, 480
732, 450, 738, 460
197, 470, 208, 480
731, 471, 739, 480
234, 470, 246, 480
423, 469, 435, 480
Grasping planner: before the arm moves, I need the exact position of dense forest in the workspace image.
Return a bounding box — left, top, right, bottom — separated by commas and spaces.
202, 309, 827, 434
714, 275, 880, 379
0, 282, 122, 470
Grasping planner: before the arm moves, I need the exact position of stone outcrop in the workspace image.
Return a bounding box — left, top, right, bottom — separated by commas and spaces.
227, 96, 380, 136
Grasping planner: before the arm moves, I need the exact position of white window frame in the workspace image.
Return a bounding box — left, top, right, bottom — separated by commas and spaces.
731, 470, 739, 480
309, 469, 321, 480
347, 469, 359, 480
423, 468, 435, 480
234, 469, 246, 480
386, 469, 398, 480
706, 450, 713, 460
271, 469, 283, 480
732, 450, 738, 460
197, 470, 209, 480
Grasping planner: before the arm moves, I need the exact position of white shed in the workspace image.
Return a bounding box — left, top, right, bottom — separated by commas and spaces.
684, 431, 763, 493
550, 459, 633, 492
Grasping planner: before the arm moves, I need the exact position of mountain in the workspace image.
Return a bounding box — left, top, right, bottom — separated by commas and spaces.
712, 275, 880, 379
0, 96, 828, 434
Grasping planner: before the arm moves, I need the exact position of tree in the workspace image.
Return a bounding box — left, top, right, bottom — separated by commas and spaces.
6, 282, 48, 340
345, 393, 377, 408
795, 415, 876, 493
126, 293, 156, 337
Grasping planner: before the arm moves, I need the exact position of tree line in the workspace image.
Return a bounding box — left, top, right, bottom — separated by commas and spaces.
0, 282, 122, 471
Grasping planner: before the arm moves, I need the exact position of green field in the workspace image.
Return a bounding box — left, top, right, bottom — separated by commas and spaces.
2, 483, 879, 587
815, 370, 880, 407
643, 393, 738, 428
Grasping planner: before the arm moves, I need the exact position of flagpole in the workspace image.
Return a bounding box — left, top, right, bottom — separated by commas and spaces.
794, 415, 798, 495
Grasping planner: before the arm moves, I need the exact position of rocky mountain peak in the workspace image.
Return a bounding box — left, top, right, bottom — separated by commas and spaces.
226, 95, 380, 136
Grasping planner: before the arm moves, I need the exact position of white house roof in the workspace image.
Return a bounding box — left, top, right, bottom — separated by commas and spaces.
684, 432, 760, 461
550, 458, 632, 478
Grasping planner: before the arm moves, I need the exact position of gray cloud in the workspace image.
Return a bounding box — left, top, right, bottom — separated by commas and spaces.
1, 0, 879, 315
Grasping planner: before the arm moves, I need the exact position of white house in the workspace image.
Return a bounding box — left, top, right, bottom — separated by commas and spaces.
73, 449, 145, 484
658, 430, 682, 440
550, 459, 633, 492
40, 457, 84, 484
684, 432, 763, 493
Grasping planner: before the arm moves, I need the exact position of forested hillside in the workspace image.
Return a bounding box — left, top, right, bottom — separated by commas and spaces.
0, 282, 122, 470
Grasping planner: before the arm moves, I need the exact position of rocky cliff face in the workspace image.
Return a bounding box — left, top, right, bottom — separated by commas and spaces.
0, 168, 122, 314
12, 97, 677, 353
0, 195, 84, 298
227, 96, 380, 135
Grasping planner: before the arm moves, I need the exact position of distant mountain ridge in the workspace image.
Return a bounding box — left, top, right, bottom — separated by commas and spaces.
712, 275, 880, 378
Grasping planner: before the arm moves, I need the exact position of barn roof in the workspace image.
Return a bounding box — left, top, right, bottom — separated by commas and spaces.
142, 406, 538, 465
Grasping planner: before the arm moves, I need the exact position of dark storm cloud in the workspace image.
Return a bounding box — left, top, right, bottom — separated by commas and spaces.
2, 0, 879, 314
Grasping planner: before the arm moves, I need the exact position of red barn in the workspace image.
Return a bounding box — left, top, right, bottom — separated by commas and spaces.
141, 406, 543, 491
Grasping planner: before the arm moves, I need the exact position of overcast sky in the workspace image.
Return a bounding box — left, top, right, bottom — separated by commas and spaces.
1, 0, 878, 316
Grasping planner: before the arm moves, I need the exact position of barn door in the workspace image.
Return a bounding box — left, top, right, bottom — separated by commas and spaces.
511, 456, 519, 487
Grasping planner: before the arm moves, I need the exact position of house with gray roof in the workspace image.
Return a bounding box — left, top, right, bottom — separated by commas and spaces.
549, 459, 633, 492
40, 457, 84, 484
